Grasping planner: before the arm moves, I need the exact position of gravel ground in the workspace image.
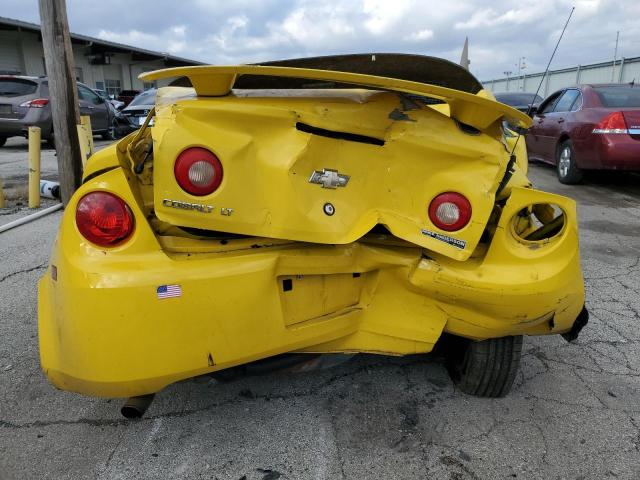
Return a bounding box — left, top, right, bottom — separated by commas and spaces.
0, 160, 639, 480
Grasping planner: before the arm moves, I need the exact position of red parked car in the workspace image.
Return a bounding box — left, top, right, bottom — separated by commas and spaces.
526, 83, 640, 183
116, 89, 141, 107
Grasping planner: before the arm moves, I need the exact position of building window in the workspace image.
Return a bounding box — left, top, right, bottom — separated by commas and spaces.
95, 81, 104, 91
75, 67, 83, 82
143, 81, 156, 90
105, 79, 121, 97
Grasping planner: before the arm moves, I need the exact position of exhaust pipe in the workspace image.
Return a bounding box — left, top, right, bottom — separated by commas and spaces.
121, 394, 155, 419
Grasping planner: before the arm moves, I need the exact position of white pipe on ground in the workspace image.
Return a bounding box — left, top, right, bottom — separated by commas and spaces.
0, 203, 63, 234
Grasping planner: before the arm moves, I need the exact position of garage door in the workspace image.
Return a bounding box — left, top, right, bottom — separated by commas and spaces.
0, 31, 22, 74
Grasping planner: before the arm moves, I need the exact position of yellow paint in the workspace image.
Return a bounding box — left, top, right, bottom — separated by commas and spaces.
28, 126, 41, 209
38, 69, 584, 398
0, 176, 5, 208
147, 87, 527, 261
77, 115, 93, 167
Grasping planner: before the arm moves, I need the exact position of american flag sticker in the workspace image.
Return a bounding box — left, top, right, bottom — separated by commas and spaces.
156, 284, 182, 299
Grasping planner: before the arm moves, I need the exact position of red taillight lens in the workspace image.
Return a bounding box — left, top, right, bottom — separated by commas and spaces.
428, 192, 472, 231
592, 111, 628, 134
76, 192, 134, 246
174, 147, 223, 196
19, 98, 49, 108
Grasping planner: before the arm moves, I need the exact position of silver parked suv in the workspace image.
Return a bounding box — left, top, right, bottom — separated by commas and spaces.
0, 75, 120, 147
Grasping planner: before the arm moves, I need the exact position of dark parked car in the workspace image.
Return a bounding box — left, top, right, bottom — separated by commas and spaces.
0, 75, 119, 147
119, 89, 156, 133
494, 92, 543, 116
116, 89, 141, 107
94, 88, 125, 110
526, 83, 640, 183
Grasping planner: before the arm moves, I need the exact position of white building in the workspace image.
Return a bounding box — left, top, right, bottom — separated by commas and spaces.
0, 16, 202, 95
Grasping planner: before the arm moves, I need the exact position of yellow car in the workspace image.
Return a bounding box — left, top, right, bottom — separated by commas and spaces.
38, 54, 587, 417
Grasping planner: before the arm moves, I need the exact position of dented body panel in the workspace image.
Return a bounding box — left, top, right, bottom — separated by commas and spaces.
151, 88, 516, 261
38, 59, 585, 398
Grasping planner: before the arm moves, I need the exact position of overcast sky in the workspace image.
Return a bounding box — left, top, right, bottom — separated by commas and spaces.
3, 0, 639, 80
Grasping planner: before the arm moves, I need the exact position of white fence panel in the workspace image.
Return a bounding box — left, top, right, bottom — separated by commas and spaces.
483, 57, 640, 98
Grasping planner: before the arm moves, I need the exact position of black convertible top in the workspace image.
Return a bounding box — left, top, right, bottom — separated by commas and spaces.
169, 54, 484, 94
238, 53, 484, 94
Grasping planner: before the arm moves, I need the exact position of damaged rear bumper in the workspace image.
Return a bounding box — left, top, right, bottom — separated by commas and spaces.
38, 171, 585, 398
561, 306, 589, 342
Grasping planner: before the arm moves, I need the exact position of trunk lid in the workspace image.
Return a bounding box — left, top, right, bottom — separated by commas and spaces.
139, 63, 530, 261
149, 88, 515, 261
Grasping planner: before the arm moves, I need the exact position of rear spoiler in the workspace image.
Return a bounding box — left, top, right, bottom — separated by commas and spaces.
140, 65, 532, 131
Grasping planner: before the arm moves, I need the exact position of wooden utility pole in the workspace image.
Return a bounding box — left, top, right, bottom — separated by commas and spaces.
38, 0, 82, 206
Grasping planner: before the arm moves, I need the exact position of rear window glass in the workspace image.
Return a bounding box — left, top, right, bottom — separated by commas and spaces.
128, 90, 156, 107
0, 79, 38, 97
594, 86, 640, 107
495, 93, 543, 106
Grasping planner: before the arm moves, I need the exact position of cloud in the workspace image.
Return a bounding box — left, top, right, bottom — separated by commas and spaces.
3, 0, 639, 81
404, 29, 434, 42
362, 0, 413, 34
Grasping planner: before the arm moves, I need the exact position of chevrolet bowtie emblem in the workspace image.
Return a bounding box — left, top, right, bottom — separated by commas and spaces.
308, 169, 350, 189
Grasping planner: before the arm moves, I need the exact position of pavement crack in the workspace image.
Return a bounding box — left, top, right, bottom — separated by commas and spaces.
0, 262, 47, 283
96, 434, 124, 479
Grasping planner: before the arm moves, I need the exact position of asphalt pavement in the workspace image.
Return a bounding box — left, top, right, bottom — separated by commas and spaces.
0, 157, 639, 479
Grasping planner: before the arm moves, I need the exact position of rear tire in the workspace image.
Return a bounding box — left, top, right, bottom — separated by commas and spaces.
445, 335, 523, 397
556, 140, 583, 184
102, 119, 117, 140
0, 136, 6, 147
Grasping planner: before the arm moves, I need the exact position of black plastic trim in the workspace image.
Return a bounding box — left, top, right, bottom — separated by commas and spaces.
296, 122, 384, 146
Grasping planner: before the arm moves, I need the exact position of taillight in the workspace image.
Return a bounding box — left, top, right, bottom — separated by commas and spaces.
592, 111, 629, 134
19, 98, 49, 108
174, 147, 223, 196
76, 192, 134, 246
428, 192, 472, 231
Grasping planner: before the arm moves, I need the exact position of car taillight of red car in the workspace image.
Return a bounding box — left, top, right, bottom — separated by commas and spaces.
592, 111, 631, 135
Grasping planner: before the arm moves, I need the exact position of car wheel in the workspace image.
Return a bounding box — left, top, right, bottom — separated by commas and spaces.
445, 335, 523, 397
101, 119, 117, 140
46, 132, 55, 149
0, 136, 6, 147
556, 140, 583, 184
